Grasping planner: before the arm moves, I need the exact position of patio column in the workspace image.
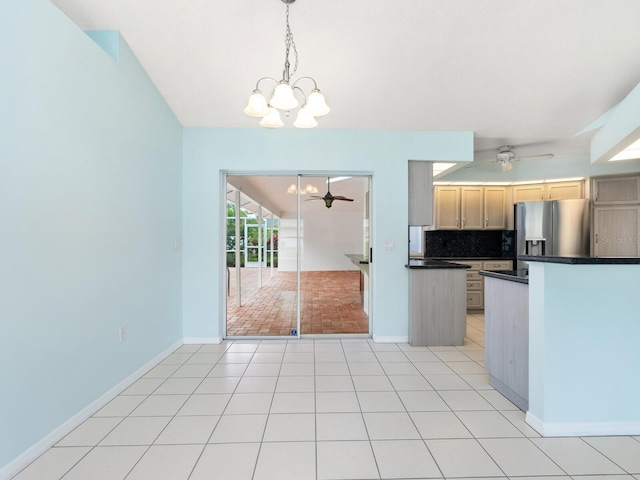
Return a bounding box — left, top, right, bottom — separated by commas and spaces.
258, 205, 263, 288
234, 189, 241, 307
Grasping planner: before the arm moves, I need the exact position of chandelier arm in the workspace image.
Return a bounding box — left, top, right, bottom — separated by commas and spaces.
254, 76, 280, 91
291, 76, 319, 90
292, 85, 307, 104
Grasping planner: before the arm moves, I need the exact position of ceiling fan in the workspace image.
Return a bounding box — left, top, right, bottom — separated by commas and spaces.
306, 177, 354, 208
468, 145, 555, 172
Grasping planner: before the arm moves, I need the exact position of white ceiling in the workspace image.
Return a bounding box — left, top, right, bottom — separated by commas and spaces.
51, 0, 640, 180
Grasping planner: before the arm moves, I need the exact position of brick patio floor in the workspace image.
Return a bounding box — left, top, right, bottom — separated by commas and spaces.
226, 268, 369, 336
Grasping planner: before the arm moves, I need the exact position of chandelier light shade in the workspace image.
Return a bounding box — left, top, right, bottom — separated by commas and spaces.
293, 105, 318, 128
306, 89, 330, 116
270, 82, 299, 110
259, 107, 284, 128
243, 90, 270, 117
244, 0, 329, 128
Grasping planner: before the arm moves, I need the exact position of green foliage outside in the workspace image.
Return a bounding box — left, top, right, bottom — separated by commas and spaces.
226, 203, 278, 267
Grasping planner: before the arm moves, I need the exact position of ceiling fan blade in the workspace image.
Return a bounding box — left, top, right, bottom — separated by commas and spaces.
515, 153, 555, 162
332, 196, 354, 201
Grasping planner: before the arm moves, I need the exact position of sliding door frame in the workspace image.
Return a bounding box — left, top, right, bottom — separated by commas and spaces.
222, 170, 373, 340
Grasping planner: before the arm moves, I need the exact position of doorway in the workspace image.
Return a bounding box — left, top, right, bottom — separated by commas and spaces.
225, 174, 371, 338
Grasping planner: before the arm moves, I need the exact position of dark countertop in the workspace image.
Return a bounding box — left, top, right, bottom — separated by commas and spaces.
406, 259, 471, 269
480, 269, 529, 285
519, 255, 640, 265
345, 254, 369, 264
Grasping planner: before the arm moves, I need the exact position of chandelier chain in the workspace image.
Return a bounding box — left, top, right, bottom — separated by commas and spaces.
283, 4, 298, 82
244, 0, 329, 128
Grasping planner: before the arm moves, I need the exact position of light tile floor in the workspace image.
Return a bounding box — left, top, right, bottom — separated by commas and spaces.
12, 314, 640, 479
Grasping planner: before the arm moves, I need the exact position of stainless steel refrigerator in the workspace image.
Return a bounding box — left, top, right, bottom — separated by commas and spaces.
515, 199, 590, 270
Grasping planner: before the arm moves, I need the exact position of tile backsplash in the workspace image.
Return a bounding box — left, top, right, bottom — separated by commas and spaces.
425, 230, 515, 258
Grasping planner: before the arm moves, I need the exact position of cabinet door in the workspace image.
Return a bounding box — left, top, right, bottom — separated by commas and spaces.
408, 161, 434, 225
513, 184, 544, 202
593, 176, 640, 204
460, 187, 484, 229
484, 187, 507, 229
546, 181, 583, 200
435, 186, 460, 229
593, 206, 640, 257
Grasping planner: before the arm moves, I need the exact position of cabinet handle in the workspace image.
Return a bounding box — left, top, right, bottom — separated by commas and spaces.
595, 191, 598, 201
595, 233, 598, 244
485, 217, 488, 228
456, 218, 459, 227
462, 218, 465, 228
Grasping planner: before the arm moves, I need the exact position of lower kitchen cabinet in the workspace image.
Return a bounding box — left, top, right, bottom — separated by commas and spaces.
484, 275, 529, 411
464, 261, 483, 309
408, 266, 467, 346
593, 205, 640, 257
455, 259, 513, 311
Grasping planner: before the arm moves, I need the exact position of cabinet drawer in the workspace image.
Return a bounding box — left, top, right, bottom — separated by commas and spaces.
460, 261, 482, 271
467, 280, 482, 291
483, 260, 512, 270
467, 291, 483, 309
466, 271, 480, 280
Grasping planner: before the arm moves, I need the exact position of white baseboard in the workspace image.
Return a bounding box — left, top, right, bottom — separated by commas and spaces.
526, 411, 640, 437
0, 340, 182, 480
372, 335, 409, 344
183, 336, 223, 344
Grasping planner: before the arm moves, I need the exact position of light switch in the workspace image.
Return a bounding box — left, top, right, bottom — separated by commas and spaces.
384, 240, 395, 250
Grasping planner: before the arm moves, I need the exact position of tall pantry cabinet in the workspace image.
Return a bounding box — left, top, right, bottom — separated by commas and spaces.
592, 176, 640, 257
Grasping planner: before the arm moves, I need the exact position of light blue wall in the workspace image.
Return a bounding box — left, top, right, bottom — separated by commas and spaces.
182, 128, 473, 340
528, 263, 640, 425
0, 0, 183, 468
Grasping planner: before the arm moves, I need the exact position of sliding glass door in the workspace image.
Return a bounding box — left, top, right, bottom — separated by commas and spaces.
225, 174, 371, 338
225, 175, 298, 337
299, 175, 370, 335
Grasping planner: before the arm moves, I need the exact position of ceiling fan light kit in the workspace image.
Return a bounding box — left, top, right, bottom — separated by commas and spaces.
244, 0, 330, 129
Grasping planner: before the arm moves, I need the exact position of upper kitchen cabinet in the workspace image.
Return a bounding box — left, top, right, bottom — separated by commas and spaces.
435, 186, 461, 229
408, 161, 434, 225
435, 186, 507, 230
512, 184, 545, 202
546, 181, 584, 200
460, 186, 484, 229
484, 187, 508, 229
592, 175, 640, 205
512, 180, 584, 203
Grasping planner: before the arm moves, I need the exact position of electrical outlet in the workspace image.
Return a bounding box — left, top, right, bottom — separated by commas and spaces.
119, 326, 126, 342
384, 240, 395, 250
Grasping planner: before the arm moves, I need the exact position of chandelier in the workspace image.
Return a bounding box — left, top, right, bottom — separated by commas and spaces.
243, 0, 330, 128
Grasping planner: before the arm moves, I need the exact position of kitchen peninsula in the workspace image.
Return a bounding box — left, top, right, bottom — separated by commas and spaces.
480, 269, 529, 411
406, 260, 469, 346
484, 255, 640, 437
345, 254, 369, 311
